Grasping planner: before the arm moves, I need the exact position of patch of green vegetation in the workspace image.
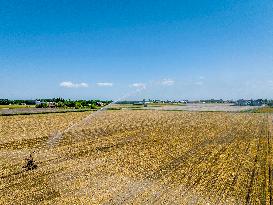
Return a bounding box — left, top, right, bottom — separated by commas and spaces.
0, 105, 35, 109
0, 109, 95, 116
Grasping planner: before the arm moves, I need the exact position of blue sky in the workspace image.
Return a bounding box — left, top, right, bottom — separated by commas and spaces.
0, 0, 272, 100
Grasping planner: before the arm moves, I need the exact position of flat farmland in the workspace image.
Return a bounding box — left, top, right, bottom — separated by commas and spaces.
0, 110, 272, 204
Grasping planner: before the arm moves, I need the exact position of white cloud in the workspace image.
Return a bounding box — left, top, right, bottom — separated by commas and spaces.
161, 79, 175, 86
130, 83, 146, 90
60, 81, 88, 88
96, 82, 113, 87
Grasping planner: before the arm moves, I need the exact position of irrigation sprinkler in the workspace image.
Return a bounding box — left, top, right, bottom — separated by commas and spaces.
22, 152, 37, 171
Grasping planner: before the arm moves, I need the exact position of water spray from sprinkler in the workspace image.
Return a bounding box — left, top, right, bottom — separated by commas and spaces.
47, 85, 147, 147
20, 79, 166, 171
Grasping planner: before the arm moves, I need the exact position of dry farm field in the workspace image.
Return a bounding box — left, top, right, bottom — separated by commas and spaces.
0, 110, 273, 204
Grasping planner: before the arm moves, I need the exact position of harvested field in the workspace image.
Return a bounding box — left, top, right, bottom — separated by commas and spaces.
0, 110, 272, 204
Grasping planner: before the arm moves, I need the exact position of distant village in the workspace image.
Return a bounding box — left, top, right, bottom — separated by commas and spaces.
119, 99, 273, 107
0, 98, 273, 108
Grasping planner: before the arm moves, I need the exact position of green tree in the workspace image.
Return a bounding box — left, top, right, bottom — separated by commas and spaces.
57, 102, 65, 108
75, 102, 82, 109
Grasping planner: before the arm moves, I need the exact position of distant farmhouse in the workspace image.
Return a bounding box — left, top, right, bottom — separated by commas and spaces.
47, 102, 56, 108
35, 100, 56, 108
96, 101, 104, 106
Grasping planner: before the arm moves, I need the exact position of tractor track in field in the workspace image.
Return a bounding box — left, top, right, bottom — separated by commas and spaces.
214, 138, 251, 204
111, 120, 241, 204
214, 122, 265, 204
211, 116, 267, 204
154, 134, 237, 205
245, 117, 265, 205
110, 114, 268, 204
166, 131, 239, 204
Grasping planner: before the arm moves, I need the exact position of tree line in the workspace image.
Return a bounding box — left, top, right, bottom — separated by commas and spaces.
0, 98, 112, 109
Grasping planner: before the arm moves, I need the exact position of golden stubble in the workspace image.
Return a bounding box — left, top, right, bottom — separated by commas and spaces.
0, 110, 272, 204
